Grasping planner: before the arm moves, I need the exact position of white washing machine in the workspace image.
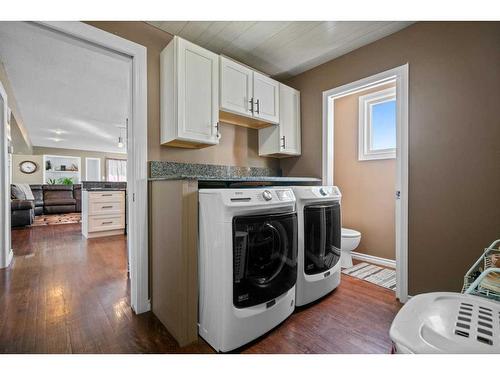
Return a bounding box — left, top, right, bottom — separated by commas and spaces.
198, 188, 297, 352
291, 186, 342, 306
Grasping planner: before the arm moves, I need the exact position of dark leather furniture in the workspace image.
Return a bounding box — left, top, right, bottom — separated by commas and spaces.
74, 184, 81, 212
11, 199, 34, 227
30, 184, 44, 216
10, 184, 82, 227
43, 185, 76, 214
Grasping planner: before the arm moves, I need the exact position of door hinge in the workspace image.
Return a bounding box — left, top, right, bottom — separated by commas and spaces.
396, 190, 401, 200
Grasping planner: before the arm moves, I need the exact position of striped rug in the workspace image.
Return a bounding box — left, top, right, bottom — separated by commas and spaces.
342, 262, 396, 290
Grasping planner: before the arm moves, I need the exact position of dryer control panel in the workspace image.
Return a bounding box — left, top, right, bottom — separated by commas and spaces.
311, 186, 341, 198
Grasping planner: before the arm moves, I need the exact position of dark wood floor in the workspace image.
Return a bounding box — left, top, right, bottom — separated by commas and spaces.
1, 224, 401, 354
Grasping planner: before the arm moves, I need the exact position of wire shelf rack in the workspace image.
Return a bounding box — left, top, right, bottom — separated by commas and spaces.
462, 239, 500, 302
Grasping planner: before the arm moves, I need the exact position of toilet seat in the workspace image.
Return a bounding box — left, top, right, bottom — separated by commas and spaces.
342, 228, 361, 238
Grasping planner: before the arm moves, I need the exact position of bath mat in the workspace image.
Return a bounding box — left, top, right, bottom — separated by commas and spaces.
32, 213, 81, 226
342, 262, 396, 290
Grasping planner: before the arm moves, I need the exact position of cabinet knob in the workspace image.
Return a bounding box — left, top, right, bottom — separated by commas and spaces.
255, 99, 260, 114
249, 98, 254, 113
281, 136, 286, 149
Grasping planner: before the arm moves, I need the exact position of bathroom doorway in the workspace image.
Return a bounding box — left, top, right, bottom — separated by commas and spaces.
322, 65, 409, 303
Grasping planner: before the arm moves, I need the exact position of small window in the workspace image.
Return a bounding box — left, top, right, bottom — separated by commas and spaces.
106, 158, 127, 182
358, 87, 396, 161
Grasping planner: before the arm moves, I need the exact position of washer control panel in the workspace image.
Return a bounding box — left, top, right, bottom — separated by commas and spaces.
262, 190, 273, 201
275, 189, 294, 201
226, 188, 295, 204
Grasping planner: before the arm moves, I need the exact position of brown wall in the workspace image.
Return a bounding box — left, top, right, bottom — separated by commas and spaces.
85, 22, 278, 170
335, 83, 396, 261
281, 22, 500, 294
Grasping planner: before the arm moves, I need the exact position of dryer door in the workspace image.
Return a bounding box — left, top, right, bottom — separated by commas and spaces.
303, 202, 341, 275
233, 211, 297, 309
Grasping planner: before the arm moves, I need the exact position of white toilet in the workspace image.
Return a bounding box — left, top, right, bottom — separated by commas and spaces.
341, 228, 361, 268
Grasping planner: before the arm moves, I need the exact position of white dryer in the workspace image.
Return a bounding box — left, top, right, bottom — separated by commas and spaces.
291, 186, 342, 306
198, 188, 297, 352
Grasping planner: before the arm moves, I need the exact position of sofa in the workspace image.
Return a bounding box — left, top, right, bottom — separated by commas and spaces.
11, 199, 34, 227
11, 184, 82, 227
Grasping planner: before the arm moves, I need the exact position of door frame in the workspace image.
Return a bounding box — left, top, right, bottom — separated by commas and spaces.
322, 64, 409, 303
0, 21, 149, 314
85, 157, 102, 181
0, 81, 13, 269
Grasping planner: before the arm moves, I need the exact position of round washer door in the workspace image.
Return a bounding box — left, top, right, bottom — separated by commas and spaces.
232, 211, 297, 309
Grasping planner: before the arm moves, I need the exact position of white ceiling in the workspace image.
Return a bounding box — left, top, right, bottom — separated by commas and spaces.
0, 22, 130, 154
147, 21, 414, 79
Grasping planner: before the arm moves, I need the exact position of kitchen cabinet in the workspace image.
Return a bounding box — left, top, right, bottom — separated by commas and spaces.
258, 84, 301, 157
219, 56, 279, 129
252, 71, 280, 124
82, 190, 125, 238
160, 36, 220, 148
219, 56, 253, 117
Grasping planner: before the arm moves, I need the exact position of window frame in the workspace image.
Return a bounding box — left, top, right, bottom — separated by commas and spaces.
358, 87, 396, 161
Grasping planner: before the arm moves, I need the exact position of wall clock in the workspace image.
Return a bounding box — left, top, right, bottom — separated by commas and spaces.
19, 160, 38, 174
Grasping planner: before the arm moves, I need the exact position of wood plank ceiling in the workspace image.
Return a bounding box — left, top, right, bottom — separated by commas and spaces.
147, 21, 414, 79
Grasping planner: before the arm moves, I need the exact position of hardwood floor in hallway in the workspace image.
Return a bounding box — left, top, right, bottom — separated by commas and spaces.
1, 224, 212, 354
0, 224, 401, 354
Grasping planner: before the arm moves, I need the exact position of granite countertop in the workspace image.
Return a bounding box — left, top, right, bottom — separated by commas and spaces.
84, 187, 127, 191
82, 181, 127, 191
148, 161, 321, 184
148, 175, 320, 183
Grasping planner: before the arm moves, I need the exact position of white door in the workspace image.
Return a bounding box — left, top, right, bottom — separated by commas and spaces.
177, 38, 219, 144
252, 71, 280, 124
279, 84, 301, 155
220, 56, 253, 117
0, 81, 11, 269
85, 157, 101, 181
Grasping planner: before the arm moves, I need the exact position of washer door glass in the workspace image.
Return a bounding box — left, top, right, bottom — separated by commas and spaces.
303, 202, 341, 275
233, 211, 297, 308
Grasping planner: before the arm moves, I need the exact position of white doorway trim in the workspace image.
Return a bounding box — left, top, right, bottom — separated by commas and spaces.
85, 157, 102, 181
0, 81, 13, 269
322, 64, 409, 303
35, 22, 149, 313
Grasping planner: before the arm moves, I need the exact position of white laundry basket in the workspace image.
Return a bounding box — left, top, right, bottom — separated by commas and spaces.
389, 292, 500, 353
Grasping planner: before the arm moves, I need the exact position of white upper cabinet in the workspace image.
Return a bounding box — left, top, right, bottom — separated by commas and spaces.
252, 71, 280, 124
258, 84, 301, 157
220, 56, 253, 117
219, 56, 280, 128
160, 37, 220, 148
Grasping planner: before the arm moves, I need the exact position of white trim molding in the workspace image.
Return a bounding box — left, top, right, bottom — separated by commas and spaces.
351, 251, 396, 269
358, 86, 396, 161
0, 80, 12, 269
35, 21, 150, 314
322, 64, 409, 303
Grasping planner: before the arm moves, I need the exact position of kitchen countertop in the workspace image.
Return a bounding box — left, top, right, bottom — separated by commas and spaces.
82, 181, 127, 191
84, 188, 127, 191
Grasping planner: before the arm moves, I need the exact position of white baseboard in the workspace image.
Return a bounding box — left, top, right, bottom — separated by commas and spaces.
1, 249, 13, 269
351, 251, 396, 269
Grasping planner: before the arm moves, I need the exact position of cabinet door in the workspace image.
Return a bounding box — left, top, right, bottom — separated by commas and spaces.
252, 71, 279, 124
279, 84, 301, 155
220, 56, 253, 117
177, 38, 219, 144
